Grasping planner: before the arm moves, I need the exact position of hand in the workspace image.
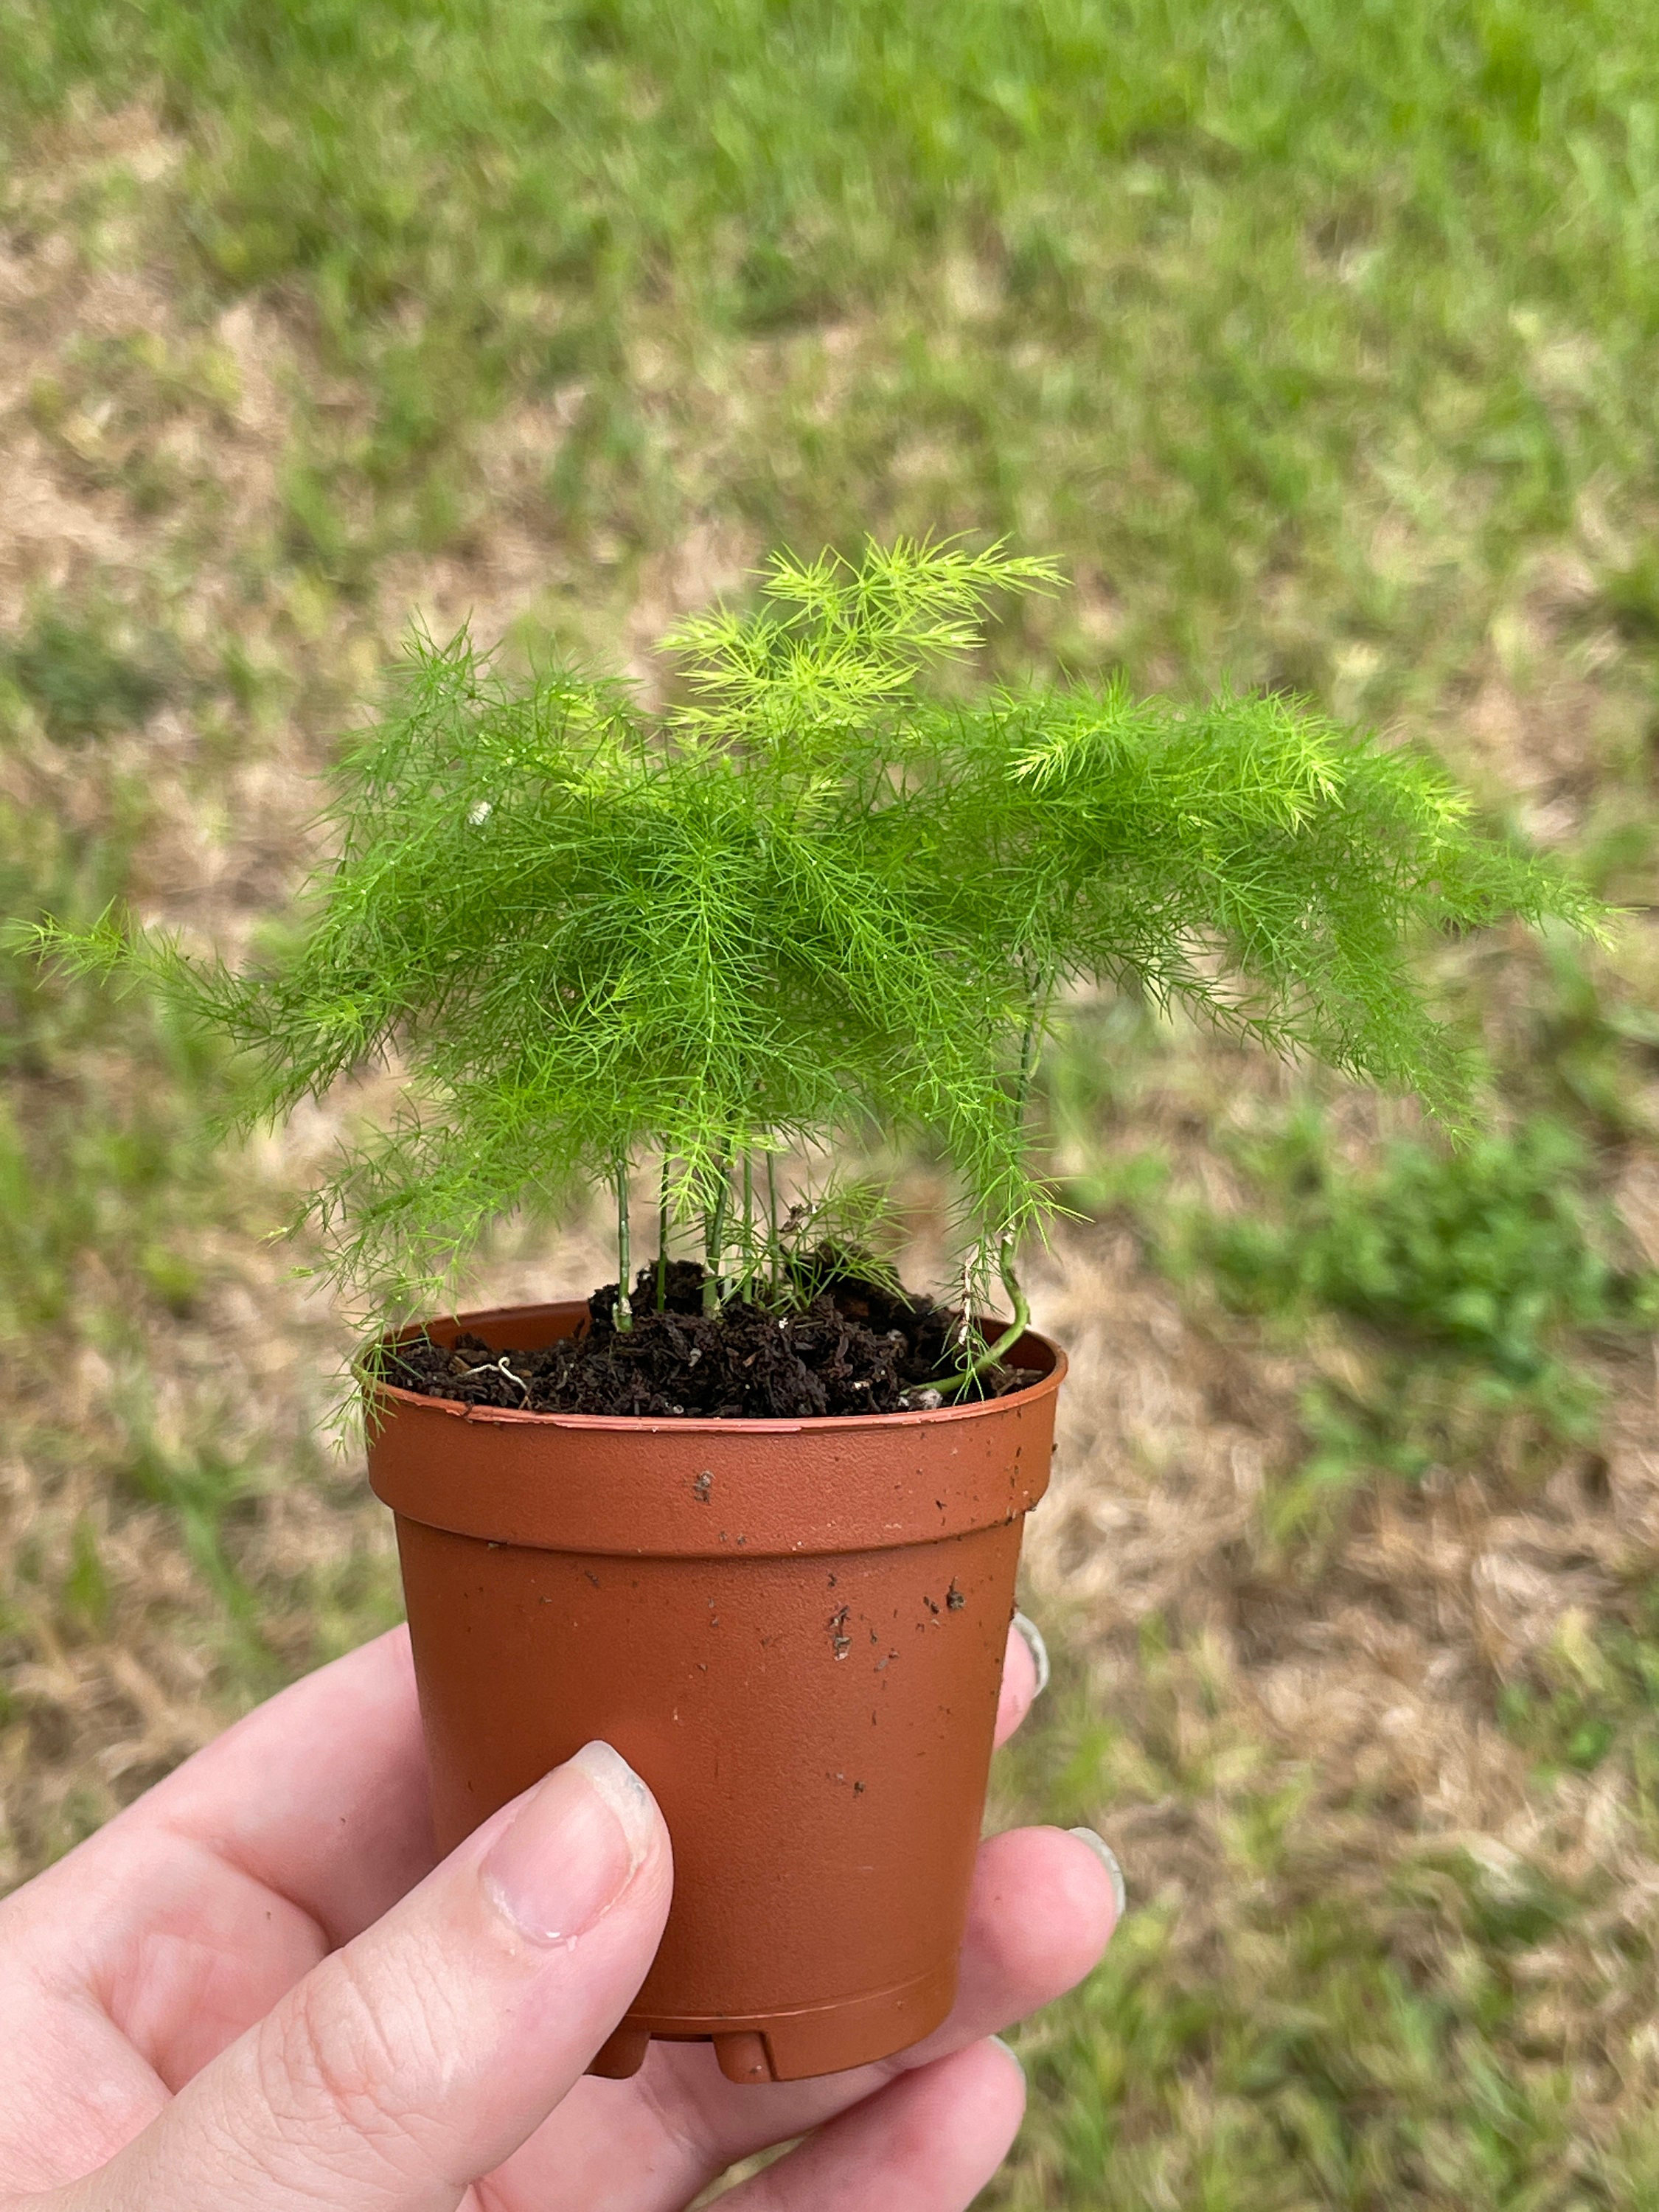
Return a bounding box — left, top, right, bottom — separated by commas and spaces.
0, 1623, 1117, 2211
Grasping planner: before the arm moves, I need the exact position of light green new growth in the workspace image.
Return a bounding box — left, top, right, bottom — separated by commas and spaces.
37, 541, 1598, 1382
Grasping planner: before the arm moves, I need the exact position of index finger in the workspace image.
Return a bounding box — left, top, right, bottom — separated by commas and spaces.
97, 1626, 435, 1946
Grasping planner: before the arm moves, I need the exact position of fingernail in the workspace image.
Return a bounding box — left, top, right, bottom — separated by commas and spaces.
1068, 1828, 1127, 1924
482, 1741, 656, 1945
989, 2033, 1025, 2081
1012, 1610, 1051, 1697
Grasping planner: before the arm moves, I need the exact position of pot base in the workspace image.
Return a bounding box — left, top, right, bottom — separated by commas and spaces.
589, 1959, 957, 2083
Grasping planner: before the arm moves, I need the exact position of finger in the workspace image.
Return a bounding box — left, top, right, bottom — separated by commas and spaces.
717, 2039, 1026, 2212
492, 1823, 1116, 2209
1, 1633, 431, 2103
140, 1627, 434, 1943
744, 1823, 1116, 2128
897, 1820, 1116, 2065
25, 1628, 432, 1956
0, 1977, 168, 2192
993, 1613, 1046, 1745
63, 1744, 672, 2212
0, 1632, 427, 2103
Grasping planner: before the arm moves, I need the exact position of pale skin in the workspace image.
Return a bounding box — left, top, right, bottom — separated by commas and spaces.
0, 1624, 1117, 2211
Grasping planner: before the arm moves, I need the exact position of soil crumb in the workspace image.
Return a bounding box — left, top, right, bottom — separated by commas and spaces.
382, 1256, 1041, 1419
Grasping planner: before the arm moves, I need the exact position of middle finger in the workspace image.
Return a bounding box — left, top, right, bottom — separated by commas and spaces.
484, 1820, 1119, 2212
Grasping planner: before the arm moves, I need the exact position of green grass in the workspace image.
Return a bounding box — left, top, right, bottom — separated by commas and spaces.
1179, 1110, 1659, 1547
7, 1, 1659, 733
988, 1632, 1649, 2211
1498, 1593, 1659, 1793
1194, 1116, 1652, 1384
7, 2, 1659, 2203
3, 605, 168, 746
0, 682, 235, 1338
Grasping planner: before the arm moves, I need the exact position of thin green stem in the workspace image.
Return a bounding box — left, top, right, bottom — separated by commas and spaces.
1015, 995, 1040, 1114
945, 1236, 1030, 1394
766, 1151, 780, 1301
742, 1152, 754, 1292
613, 1159, 633, 1332
947, 984, 1043, 1392
703, 1158, 731, 1316
656, 1155, 670, 1312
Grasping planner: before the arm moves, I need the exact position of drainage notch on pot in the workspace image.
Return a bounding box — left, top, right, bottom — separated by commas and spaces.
367, 1296, 1065, 2083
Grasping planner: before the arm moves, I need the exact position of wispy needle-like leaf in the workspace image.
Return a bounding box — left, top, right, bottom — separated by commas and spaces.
29, 541, 1601, 1329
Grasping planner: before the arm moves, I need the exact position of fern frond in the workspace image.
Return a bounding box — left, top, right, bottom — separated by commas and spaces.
33, 543, 1602, 1320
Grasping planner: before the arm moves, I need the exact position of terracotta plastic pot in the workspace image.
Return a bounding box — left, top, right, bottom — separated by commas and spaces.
366, 1298, 1064, 2084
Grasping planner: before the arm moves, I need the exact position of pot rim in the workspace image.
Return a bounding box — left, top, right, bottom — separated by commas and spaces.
367, 1295, 1067, 1437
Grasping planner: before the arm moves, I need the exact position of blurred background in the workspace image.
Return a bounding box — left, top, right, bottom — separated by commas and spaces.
5, 6, 1659, 2203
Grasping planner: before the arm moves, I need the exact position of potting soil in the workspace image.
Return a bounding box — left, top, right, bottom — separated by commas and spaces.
383, 1257, 1039, 1419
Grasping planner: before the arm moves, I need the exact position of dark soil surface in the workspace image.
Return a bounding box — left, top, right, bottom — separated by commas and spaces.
382, 1256, 1041, 1419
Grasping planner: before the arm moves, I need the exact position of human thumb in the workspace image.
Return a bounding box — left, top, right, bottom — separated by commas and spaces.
60, 1742, 671, 2212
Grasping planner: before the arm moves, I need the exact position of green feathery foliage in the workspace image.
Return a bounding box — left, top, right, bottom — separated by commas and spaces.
34, 541, 1599, 1374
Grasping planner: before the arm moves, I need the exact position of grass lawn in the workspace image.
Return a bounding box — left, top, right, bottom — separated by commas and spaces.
5, 4, 1659, 2203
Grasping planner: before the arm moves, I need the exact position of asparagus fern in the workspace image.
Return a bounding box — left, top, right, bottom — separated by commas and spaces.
37, 541, 1598, 1377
